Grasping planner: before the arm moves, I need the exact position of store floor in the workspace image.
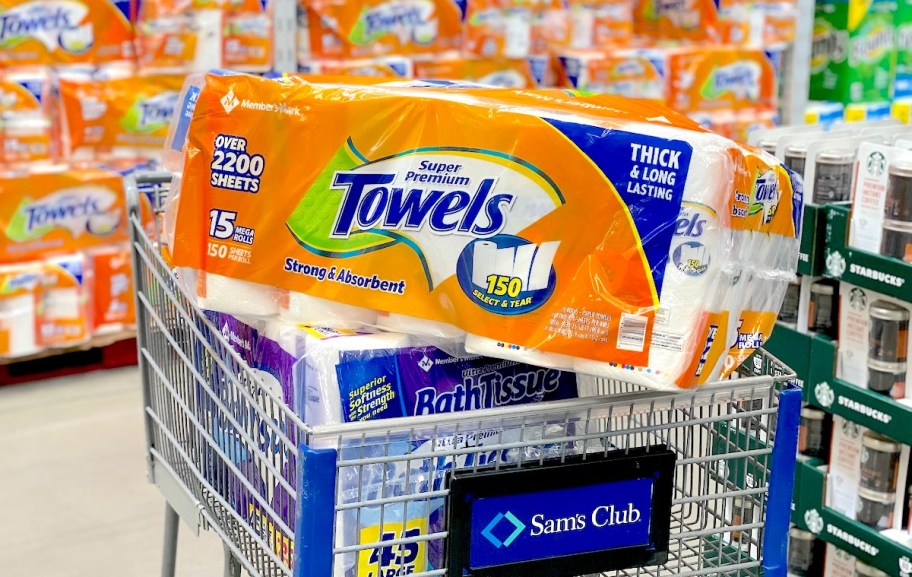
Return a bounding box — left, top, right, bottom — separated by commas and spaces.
0, 367, 225, 576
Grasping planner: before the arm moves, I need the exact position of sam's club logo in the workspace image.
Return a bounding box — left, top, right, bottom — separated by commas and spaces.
481, 511, 525, 548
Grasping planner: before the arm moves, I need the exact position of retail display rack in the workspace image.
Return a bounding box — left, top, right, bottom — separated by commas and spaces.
766, 203, 912, 576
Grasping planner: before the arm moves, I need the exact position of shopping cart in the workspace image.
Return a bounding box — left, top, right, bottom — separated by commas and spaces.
126, 171, 802, 577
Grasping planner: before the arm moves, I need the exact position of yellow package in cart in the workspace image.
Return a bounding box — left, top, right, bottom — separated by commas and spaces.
357, 517, 429, 577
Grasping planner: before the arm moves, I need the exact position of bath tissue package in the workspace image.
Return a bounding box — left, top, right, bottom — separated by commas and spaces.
167, 73, 802, 389
202, 311, 580, 573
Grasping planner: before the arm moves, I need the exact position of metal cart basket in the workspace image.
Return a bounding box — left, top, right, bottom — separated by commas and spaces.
126, 172, 801, 577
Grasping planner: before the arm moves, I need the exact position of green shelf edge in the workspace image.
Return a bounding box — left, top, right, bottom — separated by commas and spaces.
791, 461, 912, 575
822, 204, 912, 302
803, 336, 912, 444
765, 323, 813, 385
798, 203, 829, 277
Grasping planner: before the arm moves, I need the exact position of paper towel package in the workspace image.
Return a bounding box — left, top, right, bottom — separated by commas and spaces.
39, 254, 91, 348
166, 73, 802, 390
204, 310, 580, 574
0, 166, 129, 263
90, 245, 135, 334
0, 261, 43, 358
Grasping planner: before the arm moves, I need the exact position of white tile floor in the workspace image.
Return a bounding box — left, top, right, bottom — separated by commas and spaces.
0, 367, 226, 576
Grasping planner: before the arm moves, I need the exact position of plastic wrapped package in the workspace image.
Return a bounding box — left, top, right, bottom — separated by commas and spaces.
567, 0, 634, 48
166, 73, 802, 390
0, 69, 54, 166
280, 290, 377, 328
136, 0, 269, 73
556, 49, 666, 101
377, 312, 463, 339
57, 71, 186, 160
632, 0, 720, 41
204, 312, 583, 572
39, 253, 91, 348
0, 0, 134, 68
720, 157, 803, 377
89, 244, 136, 334
463, 0, 533, 59
0, 166, 129, 263
299, 0, 464, 59
0, 261, 43, 358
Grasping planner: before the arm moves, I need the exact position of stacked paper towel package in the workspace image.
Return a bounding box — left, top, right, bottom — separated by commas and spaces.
0, 165, 145, 359
294, 0, 788, 141
164, 71, 802, 392
160, 72, 803, 573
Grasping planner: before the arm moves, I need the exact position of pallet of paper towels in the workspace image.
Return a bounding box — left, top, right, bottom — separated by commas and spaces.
165, 72, 802, 390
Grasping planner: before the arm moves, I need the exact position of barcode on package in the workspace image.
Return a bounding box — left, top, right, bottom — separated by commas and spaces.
617, 313, 648, 352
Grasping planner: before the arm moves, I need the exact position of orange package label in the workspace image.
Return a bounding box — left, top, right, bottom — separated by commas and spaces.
38, 255, 89, 347
722, 309, 777, 378
59, 73, 185, 156
464, 0, 532, 58
0, 0, 134, 67
91, 246, 135, 328
591, 0, 634, 46
633, 0, 718, 41
667, 47, 777, 114
729, 146, 802, 238
302, 0, 464, 58
169, 74, 737, 369
136, 25, 199, 71
0, 71, 48, 113
531, 0, 570, 54
558, 51, 665, 101
224, 11, 273, 71
0, 168, 128, 262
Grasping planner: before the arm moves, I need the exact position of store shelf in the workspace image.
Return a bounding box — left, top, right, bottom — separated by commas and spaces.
823, 204, 912, 302
801, 335, 912, 445
0, 331, 137, 385
798, 203, 830, 277
791, 460, 912, 576
765, 322, 814, 385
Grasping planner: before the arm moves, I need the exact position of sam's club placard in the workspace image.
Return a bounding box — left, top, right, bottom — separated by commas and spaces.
447, 446, 675, 577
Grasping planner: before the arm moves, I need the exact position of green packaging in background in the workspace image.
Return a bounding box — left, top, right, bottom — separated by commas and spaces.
810, 0, 896, 103
895, 0, 912, 97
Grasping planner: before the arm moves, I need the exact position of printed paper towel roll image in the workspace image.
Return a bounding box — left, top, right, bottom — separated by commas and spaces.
166, 73, 802, 389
